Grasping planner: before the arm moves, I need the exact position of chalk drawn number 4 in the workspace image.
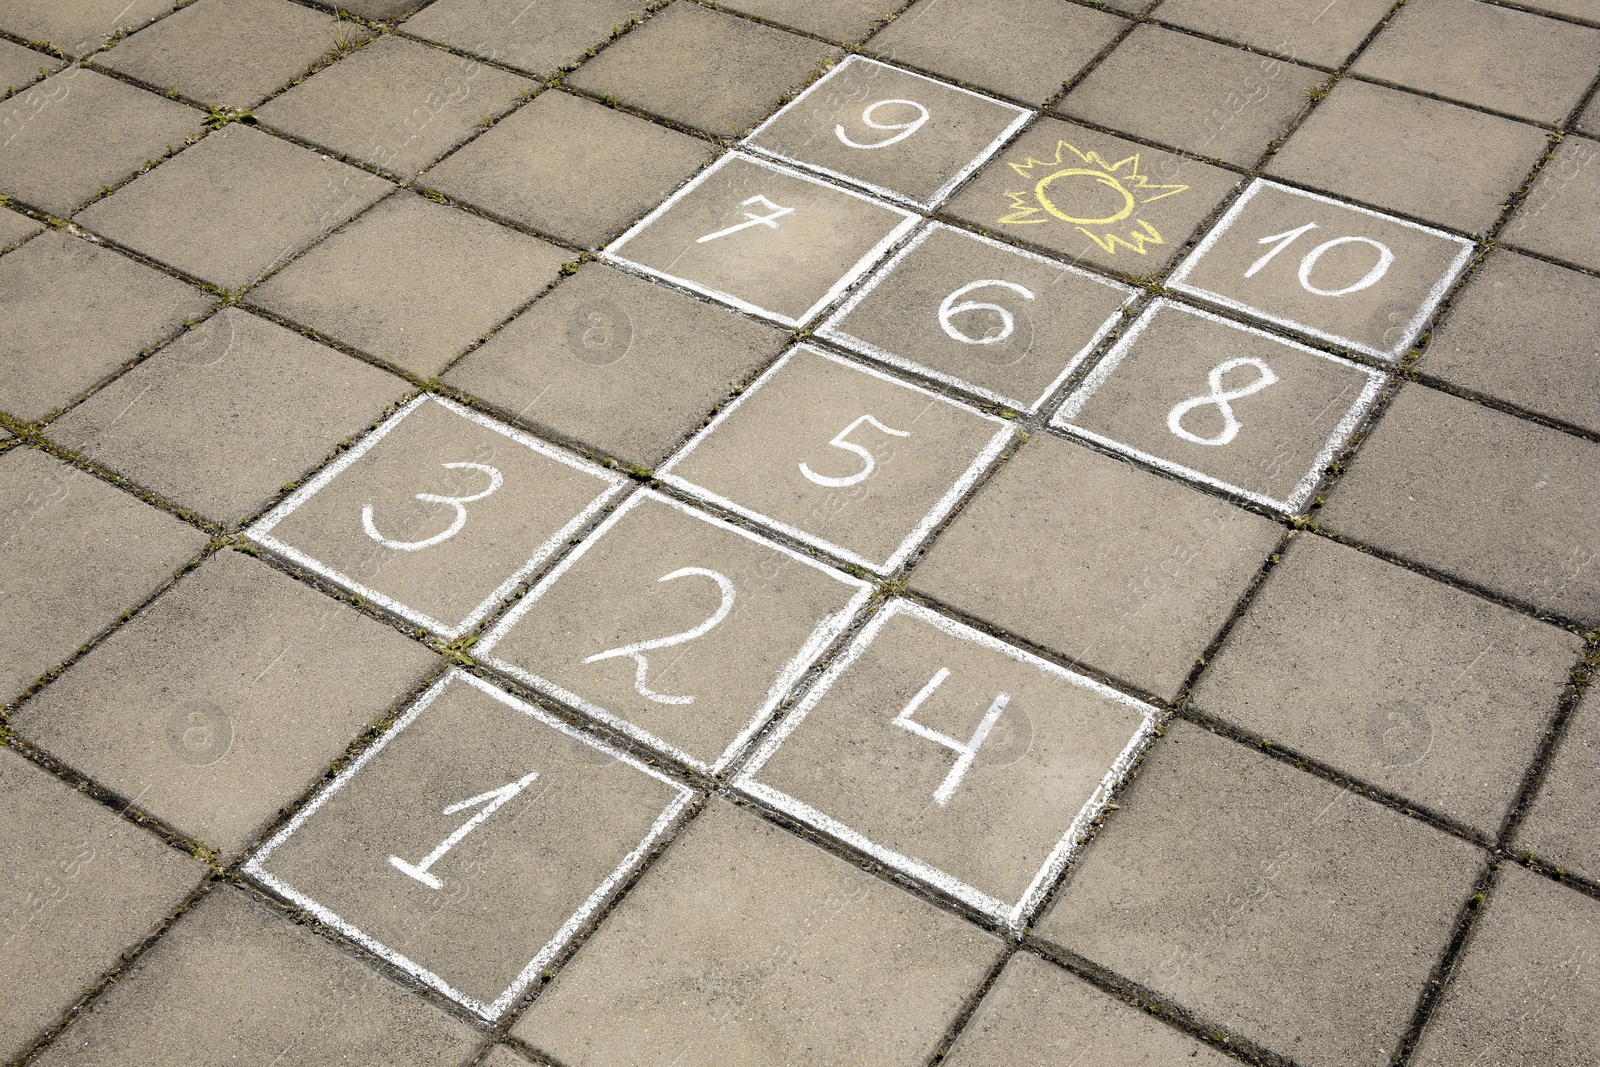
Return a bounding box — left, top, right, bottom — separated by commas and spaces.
895, 667, 1009, 806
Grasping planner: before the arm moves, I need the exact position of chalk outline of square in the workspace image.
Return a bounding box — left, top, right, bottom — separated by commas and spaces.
601, 151, 921, 328
733, 597, 1159, 929
242, 669, 696, 1022
655, 344, 1015, 576
1051, 298, 1386, 515
1167, 179, 1476, 362
818, 221, 1137, 413
246, 394, 628, 639
741, 54, 1033, 210
477, 489, 877, 774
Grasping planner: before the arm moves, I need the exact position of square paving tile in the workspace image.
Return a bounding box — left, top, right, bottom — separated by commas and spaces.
33, 886, 483, 1067
0, 0, 174, 57
1317, 384, 1600, 625
245, 670, 695, 1019
1517, 691, 1600, 883
1191, 535, 1583, 836
333, 0, 432, 18
942, 116, 1241, 274
744, 55, 1030, 208
605, 152, 917, 325
442, 262, 787, 466
401, 0, 650, 79
1410, 864, 1599, 1067
1501, 136, 1600, 271
94, 0, 366, 109
1419, 250, 1600, 435
1351, 0, 1600, 125
942, 952, 1239, 1066
864, 0, 1126, 106
49, 308, 409, 526
737, 598, 1156, 925
75, 123, 390, 291
247, 394, 626, 637
0, 229, 209, 421
421, 89, 715, 249
717, 0, 900, 42
513, 799, 1004, 1067
248, 192, 569, 377
0, 746, 206, 1063
11, 549, 437, 855
1054, 301, 1385, 513
0, 204, 43, 253
0, 68, 198, 217
256, 35, 533, 179
1058, 25, 1323, 168
1168, 179, 1475, 360
820, 222, 1134, 412
0, 38, 61, 99
565, 2, 839, 137
1267, 79, 1550, 235
658, 345, 1013, 574
0, 448, 207, 705
1515, 0, 1600, 19
480, 491, 873, 772
1154, 0, 1394, 68
912, 434, 1282, 701
1037, 721, 1484, 1067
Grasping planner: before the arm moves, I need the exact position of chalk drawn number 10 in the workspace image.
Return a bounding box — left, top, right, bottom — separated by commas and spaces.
1244, 222, 1394, 297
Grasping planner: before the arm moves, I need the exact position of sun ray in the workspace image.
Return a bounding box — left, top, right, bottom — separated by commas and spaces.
997, 141, 1188, 254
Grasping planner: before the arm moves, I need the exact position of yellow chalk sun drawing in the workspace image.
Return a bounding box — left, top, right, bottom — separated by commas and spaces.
998, 141, 1188, 256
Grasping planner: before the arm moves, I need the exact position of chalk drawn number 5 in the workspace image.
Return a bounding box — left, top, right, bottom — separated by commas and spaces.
800, 414, 911, 489
362, 462, 504, 552
584, 567, 737, 706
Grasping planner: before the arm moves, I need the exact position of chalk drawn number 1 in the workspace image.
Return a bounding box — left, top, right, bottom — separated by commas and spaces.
584, 567, 737, 706
362, 462, 503, 552
800, 414, 911, 488
894, 667, 1009, 806
390, 770, 539, 890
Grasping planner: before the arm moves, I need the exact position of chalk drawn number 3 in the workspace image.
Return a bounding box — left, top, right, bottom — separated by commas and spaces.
362, 462, 504, 552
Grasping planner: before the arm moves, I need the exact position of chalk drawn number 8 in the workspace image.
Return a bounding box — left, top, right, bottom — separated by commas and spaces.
836, 99, 930, 150
362, 462, 503, 552
939, 280, 1037, 346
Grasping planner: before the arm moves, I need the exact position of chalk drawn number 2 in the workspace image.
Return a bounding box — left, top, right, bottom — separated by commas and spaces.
584, 567, 737, 706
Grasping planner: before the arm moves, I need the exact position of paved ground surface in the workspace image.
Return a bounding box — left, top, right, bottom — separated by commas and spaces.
2, 0, 1599, 1064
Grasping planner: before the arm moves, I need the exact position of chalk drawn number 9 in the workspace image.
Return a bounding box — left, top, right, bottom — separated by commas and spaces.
836, 99, 930, 150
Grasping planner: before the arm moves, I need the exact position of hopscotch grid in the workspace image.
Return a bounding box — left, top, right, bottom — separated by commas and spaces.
242, 670, 696, 1022
1052, 300, 1387, 514
245, 395, 628, 639
735, 599, 1160, 928
477, 489, 877, 774
818, 222, 1139, 413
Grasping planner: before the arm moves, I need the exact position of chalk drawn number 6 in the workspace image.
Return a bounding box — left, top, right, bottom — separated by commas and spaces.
800, 414, 911, 489
836, 99, 930, 150
584, 567, 736, 706
362, 462, 503, 552
939, 280, 1036, 346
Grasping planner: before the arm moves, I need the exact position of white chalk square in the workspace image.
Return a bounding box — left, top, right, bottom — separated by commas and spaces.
735, 599, 1157, 928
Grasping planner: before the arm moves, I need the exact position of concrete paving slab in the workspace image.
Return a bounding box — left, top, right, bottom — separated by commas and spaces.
1515, 0, 1600, 19
0, 746, 206, 1063
942, 952, 1239, 1067
247, 395, 626, 637
1059, 25, 1323, 168
480, 1046, 535, 1067
1410, 863, 1599, 1067
1517, 691, 1600, 882
737, 598, 1156, 924
0, 67, 199, 217
33, 885, 483, 1067
49, 308, 409, 526
606, 152, 917, 325
942, 116, 1241, 274
480, 491, 872, 772
246, 671, 694, 1018
1419, 249, 1600, 435
912, 433, 1282, 701
75, 123, 390, 292
513, 799, 1004, 1067
256, 35, 533, 180
1501, 136, 1600, 272
744, 55, 1030, 208
0, 37, 61, 99
1317, 383, 1600, 625
0, 203, 43, 253
94, 0, 367, 109
0, 0, 173, 57
0, 447, 207, 705
1351, 0, 1600, 126
658, 345, 1013, 574
1191, 534, 1583, 836
565, 2, 839, 137
0, 229, 210, 421
442, 262, 787, 466
421, 89, 715, 249
1267, 79, 1550, 236
864, 0, 1126, 106
248, 192, 568, 378
1154, 0, 1395, 68
1579, 96, 1598, 137
717, 0, 900, 42
820, 223, 1134, 412
1168, 179, 1475, 361
11, 549, 438, 855
335, 0, 433, 19
1037, 720, 1484, 1067
402, 0, 650, 79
